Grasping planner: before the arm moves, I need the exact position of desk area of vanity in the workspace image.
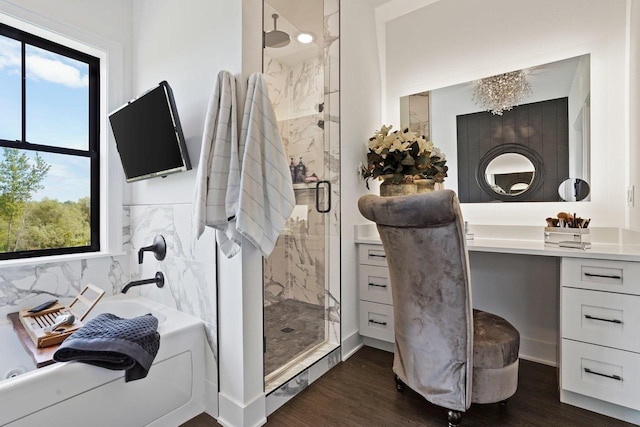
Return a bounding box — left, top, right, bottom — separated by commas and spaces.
354, 223, 640, 425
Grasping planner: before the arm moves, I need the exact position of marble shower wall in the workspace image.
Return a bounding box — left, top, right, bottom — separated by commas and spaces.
264, 55, 328, 311
324, 0, 340, 348
263, 188, 326, 308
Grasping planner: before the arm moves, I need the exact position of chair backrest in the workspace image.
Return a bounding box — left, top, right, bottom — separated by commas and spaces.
358, 190, 473, 411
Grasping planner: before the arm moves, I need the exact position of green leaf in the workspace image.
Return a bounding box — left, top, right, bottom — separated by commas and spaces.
401, 155, 415, 166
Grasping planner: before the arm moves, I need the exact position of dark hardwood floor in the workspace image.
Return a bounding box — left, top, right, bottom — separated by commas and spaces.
183, 346, 636, 426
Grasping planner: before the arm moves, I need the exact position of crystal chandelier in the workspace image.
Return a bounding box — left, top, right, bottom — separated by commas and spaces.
473, 70, 532, 115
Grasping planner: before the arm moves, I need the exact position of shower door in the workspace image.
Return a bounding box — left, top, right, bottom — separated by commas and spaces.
262, 0, 340, 390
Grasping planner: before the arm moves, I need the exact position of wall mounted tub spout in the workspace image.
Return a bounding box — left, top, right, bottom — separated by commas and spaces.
138, 235, 166, 264
122, 272, 165, 294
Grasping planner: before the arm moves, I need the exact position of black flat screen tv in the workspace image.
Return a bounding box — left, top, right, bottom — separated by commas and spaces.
109, 81, 191, 182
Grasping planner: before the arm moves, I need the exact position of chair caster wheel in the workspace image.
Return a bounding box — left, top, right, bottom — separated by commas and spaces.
447, 410, 462, 427
394, 374, 405, 392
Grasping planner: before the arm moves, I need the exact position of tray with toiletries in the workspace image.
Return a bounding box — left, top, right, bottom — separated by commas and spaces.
544, 212, 591, 249
16, 284, 105, 348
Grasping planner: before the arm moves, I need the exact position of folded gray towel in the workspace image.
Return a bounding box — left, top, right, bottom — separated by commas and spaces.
53, 313, 160, 381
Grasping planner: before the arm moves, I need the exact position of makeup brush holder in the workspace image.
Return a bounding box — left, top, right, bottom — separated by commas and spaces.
544, 227, 591, 249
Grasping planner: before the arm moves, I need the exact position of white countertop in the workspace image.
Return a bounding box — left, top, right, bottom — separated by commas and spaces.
354, 223, 640, 262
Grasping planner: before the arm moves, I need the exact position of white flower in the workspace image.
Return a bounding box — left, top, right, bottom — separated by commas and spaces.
431, 146, 445, 159
378, 124, 393, 136
417, 138, 434, 155
399, 130, 418, 142
389, 139, 411, 152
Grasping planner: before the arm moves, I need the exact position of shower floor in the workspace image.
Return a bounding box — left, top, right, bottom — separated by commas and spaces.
264, 298, 325, 377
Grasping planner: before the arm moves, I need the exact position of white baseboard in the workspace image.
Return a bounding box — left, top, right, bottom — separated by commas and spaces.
341, 330, 363, 360
561, 389, 640, 424
363, 336, 394, 353
519, 335, 557, 367
217, 392, 266, 427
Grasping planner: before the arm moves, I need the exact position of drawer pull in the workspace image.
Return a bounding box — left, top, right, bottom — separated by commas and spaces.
583, 272, 622, 280
369, 254, 386, 259
369, 319, 387, 326
584, 367, 622, 381
368, 283, 388, 288
584, 314, 622, 324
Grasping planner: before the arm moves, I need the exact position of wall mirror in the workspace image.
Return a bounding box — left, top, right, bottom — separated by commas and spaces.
476, 144, 544, 202
400, 54, 591, 203
558, 178, 590, 202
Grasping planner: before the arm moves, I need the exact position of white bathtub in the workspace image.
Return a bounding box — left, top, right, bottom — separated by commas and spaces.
0, 294, 206, 427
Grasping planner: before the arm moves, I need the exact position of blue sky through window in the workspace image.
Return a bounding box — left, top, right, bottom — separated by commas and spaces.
0, 35, 90, 203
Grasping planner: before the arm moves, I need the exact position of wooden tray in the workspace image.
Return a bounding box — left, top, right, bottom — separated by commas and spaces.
18, 284, 105, 348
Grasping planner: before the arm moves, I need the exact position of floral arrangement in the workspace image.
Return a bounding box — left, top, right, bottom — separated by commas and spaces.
360, 125, 448, 187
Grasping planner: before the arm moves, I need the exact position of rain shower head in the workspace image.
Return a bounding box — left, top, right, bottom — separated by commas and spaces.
264, 14, 290, 48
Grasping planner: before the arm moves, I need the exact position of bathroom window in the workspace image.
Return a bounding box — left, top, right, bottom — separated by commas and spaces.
0, 23, 99, 260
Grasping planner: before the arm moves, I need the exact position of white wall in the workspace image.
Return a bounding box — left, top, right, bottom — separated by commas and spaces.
340, 0, 386, 358
130, 0, 243, 205
629, 0, 640, 229
384, 0, 628, 227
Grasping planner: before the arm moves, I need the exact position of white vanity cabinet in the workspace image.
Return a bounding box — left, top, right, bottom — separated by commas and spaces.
560, 258, 640, 411
354, 223, 640, 423
357, 244, 395, 343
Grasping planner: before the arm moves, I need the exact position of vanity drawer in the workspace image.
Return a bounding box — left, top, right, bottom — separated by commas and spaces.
359, 301, 394, 343
358, 244, 388, 267
561, 339, 640, 411
562, 288, 640, 352
359, 265, 392, 305
562, 258, 640, 295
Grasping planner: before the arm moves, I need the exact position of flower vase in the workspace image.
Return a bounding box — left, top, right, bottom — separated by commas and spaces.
379, 179, 417, 197
415, 179, 436, 193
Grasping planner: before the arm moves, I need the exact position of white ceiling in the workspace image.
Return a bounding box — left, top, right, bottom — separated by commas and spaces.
264, 0, 324, 66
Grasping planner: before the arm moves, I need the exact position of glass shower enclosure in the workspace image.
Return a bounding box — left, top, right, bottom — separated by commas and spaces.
262, 0, 340, 393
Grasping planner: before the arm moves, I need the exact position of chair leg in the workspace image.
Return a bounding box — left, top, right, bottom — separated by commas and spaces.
394, 374, 405, 392
447, 410, 462, 427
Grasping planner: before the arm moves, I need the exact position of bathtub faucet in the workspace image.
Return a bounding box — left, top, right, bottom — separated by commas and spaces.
138, 235, 167, 264
122, 272, 165, 294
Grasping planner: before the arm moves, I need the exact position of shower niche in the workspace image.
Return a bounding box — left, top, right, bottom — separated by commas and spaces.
262, 0, 340, 394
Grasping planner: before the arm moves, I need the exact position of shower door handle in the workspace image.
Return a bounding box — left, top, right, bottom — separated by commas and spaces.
315, 180, 331, 213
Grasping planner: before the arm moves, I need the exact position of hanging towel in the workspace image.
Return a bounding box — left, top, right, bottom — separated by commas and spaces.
236, 72, 295, 257
53, 313, 160, 382
193, 70, 242, 257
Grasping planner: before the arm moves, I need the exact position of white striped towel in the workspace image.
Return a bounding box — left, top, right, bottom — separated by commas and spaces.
192, 70, 242, 257
236, 72, 295, 257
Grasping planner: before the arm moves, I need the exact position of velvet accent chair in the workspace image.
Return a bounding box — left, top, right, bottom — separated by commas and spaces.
358, 190, 520, 426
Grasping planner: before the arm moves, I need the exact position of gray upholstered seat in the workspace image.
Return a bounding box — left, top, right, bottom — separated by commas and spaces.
358, 190, 520, 426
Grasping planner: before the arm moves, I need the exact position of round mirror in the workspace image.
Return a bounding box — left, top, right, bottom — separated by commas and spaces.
476, 144, 544, 201
484, 153, 535, 196
558, 178, 590, 201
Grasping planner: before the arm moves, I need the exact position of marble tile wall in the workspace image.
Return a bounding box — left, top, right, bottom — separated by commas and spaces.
264, 43, 328, 314
124, 203, 218, 366
0, 253, 129, 320
408, 92, 431, 140
263, 187, 326, 308
323, 0, 340, 347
